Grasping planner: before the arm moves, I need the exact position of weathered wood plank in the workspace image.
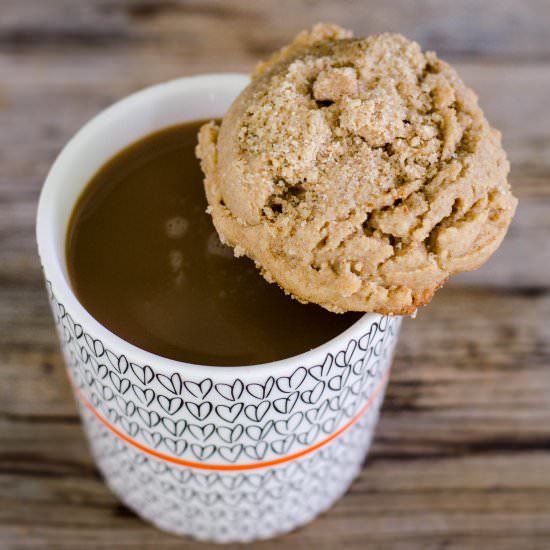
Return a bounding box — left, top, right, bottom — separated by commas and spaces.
1, 0, 550, 60
1, 456, 549, 549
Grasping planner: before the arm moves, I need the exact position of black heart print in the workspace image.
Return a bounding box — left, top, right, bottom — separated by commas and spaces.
244, 401, 270, 422
188, 423, 215, 441
163, 437, 187, 456
328, 366, 351, 391
373, 337, 384, 357
273, 392, 299, 414
215, 402, 244, 423
137, 407, 161, 428
329, 387, 351, 411
244, 490, 266, 506
244, 441, 268, 461
366, 359, 381, 380
301, 380, 325, 405
217, 425, 244, 444
246, 377, 275, 400
115, 395, 136, 417
352, 356, 365, 376
161, 417, 187, 437
218, 444, 243, 463
185, 401, 213, 421
168, 467, 192, 484
146, 459, 167, 474
184, 378, 213, 399
130, 363, 154, 385
67, 315, 83, 339
197, 492, 219, 506
105, 406, 119, 424
132, 384, 155, 406
157, 372, 183, 395
131, 453, 147, 465
321, 415, 341, 435
308, 353, 333, 381
194, 473, 218, 488
219, 474, 246, 490
350, 377, 363, 396
215, 380, 244, 401
84, 369, 95, 387
245, 419, 274, 441
99, 383, 114, 401
358, 323, 379, 350
157, 395, 183, 415
79, 346, 89, 363
343, 399, 358, 418
106, 350, 129, 374
297, 423, 320, 445
176, 486, 196, 501
91, 358, 108, 379
221, 492, 244, 506
109, 371, 130, 395
271, 434, 295, 455
83, 334, 105, 357
276, 367, 307, 393
274, 412, 303, 436
119, 417, 139, 437
140, 428, 162, 448
190, 444, 216, 461
305, 399, 329, 424
246, 472, 270, 488
335, 339, 357, 368
267, 485, 285, 500
159, 480, 174, 493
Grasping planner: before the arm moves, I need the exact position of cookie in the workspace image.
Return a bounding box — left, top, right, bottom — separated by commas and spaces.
196, 24, 517, 315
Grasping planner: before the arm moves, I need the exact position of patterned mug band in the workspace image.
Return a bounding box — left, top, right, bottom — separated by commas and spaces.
70, 369, 390, 471
50, 281, 399, 473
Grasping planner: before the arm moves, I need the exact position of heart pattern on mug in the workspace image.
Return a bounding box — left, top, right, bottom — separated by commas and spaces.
80, 402, 381, 541
45, 280, 400, 465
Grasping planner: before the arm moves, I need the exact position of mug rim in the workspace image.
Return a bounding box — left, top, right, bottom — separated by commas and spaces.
36, 73, 383, 377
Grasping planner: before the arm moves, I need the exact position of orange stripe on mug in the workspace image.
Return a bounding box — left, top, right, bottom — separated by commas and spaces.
71, 372, 389, 471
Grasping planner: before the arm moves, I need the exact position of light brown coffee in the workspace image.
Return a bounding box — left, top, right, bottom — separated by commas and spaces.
66, 120, 361, 366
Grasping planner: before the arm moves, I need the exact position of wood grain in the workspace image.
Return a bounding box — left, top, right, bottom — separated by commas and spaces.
1, 1, 549, 548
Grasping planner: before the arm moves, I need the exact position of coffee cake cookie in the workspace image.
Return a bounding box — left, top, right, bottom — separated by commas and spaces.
196, 24, 517, 315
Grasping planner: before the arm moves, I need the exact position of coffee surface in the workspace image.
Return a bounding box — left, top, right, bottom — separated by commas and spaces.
66, 120, 361, 366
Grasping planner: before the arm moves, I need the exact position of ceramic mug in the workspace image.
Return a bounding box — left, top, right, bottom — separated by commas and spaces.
36, 74, 402, 543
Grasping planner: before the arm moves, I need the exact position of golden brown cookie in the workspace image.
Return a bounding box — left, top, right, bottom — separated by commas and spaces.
196, 24, 517, 315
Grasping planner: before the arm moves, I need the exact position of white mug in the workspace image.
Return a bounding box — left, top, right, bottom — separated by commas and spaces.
36, 74, 402, 543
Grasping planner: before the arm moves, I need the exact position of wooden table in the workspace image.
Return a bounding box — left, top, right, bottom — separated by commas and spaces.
1, 1, 549, 548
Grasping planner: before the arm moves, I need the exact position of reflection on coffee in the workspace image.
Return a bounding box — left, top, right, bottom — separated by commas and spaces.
66, 120, 361, 366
